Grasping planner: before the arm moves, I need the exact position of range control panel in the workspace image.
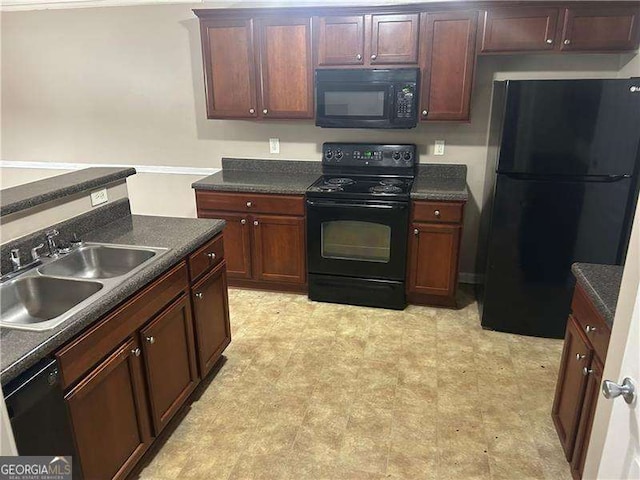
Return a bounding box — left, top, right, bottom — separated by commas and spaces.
322, 143, 417, 168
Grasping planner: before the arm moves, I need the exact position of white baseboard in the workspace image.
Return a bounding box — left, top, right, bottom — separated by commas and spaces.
0, 160, 220, 176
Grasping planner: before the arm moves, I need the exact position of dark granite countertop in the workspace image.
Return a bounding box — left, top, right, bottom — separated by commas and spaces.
1, 167, 136, 217
192, 158, 321, 195
1, 214, 225, 385
572, 263, 624, 329
411, 164, 468, 202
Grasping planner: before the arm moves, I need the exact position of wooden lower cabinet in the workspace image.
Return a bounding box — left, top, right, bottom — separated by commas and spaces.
191, 261, 232, 378
140, 294, 198, 435
208, 212, 252, 279
66, 338, 151, 480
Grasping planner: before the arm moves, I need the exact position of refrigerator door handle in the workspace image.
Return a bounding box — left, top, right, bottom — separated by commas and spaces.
497, 172, 632, 183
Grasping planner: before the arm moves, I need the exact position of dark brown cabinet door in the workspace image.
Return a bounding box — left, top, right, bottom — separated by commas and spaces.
200, 18, 258, 119
252, 214, 306, 284
257, 17, 314, 118
317, 15, 365, 66
200, 211, 252, 280
66, 338, 151, 480
420, 11, 477, 121
407, 223, 461, 299
570, 357, 603, 479
561, 7, 640, 52
479, 7, 560, 53
552, 315, 593, 461
369, 13, 420, 65
140, 294, 197, 435
191, 261, 232, 378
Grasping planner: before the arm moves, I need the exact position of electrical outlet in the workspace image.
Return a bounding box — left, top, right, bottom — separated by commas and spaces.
434, 140, 445, 156
90, 188, 108, 207
269, 137, 280, 154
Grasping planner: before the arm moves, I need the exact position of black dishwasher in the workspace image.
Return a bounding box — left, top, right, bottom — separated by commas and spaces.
3, 357, 83, 479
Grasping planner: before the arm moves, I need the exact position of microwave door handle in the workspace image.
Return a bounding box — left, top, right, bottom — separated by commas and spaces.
387, 85, 396, 120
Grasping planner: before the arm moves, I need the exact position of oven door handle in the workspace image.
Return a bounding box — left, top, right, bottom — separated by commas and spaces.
306, 200, 407, 210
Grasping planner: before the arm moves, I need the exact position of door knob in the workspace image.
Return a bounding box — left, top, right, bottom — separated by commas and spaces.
564, 39, 571, 45
207, 252, 216, 260
246, 201, 252, 208
413, 229, 419, 235
195, 292, 203, 299
146, 336, 155, 344
602, 378, 636, 404
131, 348, 141, 357
241, 219, 247, 225
583, 367, 593, 376
356, 54, 362, 60
631, 86, 639, 93
254, 220, 259, 226
370, 54, 377, 60
586, 325, 597, 333
576, 353, 586, 361
249, 108, 255, 114
434, 210, 441, 217
546, 38, 553, 44
421, 110, 428, 116
263, 109, 268, 115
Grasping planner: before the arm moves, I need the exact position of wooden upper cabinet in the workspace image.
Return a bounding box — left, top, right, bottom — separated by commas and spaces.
257, 17, 314, 118
479, 7, 560, 53
200, 18, 258, 118
420, 10, 477, 121
561, 6, 640, 52
370, 13, 420, 65
317, 15, 365, 66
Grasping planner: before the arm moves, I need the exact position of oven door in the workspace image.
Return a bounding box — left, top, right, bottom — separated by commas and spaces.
315, 82, 394, 128
306, 198, 409, 280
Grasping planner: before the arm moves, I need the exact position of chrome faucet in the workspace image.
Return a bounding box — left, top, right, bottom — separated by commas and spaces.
46, 229, 60, 257
10, 249, 21, 271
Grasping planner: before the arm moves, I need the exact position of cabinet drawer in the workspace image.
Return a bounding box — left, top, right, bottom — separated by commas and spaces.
196, 191, 305, 216
571, 284, 611, 362
189, 234, 224, 282
56, 261, 189, 390
412, 201, 464, 223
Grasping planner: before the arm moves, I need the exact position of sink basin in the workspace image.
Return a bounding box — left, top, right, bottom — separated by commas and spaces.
0, 276, 102, 330
39, 245, 157, 279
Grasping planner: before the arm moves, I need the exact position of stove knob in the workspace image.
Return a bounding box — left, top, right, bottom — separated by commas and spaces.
392, 152, 401, 161
325, 150, 333, 159
335, 151, 343, 160
403, 152, 412, 161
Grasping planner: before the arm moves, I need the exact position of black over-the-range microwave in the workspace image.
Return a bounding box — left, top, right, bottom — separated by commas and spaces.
315, 68, 420, 129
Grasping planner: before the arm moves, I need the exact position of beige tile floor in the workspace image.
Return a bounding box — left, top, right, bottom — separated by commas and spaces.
136, 287, 572, 480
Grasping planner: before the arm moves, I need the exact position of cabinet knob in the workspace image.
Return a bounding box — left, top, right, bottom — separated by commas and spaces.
631, 86, 639, 93
241, 219, 247, 225
132, 348, 141, 357
413, 228, 419, 235
356, 54, 362, 60
249, 108, 255, 114
263, 109, 268, 115
546, 38, 553, 44
585, 325, 597, 334
434, 210, 441, 217
195, 292, 203, 299
576, 353, 586, 361
254, 220, 259, 226
421, 110, 428, 116
207, 252, 216, 260
583, 367, 593, 376
146, 336, 155, 344
370, 54, 377, 60
564, 39, 571, 45
602, 378, 636, 404
246, 201, 252, 208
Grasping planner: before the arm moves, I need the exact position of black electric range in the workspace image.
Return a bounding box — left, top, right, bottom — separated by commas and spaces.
306, 143, 417, 310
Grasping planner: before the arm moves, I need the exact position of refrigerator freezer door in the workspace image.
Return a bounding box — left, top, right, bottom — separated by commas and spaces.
481, 174, 632, 338
498, 79, 640, 177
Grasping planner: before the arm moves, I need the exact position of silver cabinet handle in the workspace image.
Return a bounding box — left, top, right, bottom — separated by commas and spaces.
434, 210, 441, 217
546, 38, 553, 44
583, 367, 593, 376
602, 378, 636, 404
207, 252, 216, 260
370, 54, 377, 60
263, 109, 268, 115
249, 108, 255, 114
132, 348, 141, 357
246, 201, 252, 208
146, 336, 155, 344
241, 219, 247, 225
564, 39, 571, 45
195, 292, 203, 299
421, 110, 428, 116
356, 54, 362, 60
586, 325, 597, 333
413, 229, 419, 235
254, 220, 259, 226
576, 353, 586, 361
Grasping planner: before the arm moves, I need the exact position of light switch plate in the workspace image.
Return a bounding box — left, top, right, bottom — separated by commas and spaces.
434, 140, 445, 156
90, 188, 108, 207
269, 138, 280, 154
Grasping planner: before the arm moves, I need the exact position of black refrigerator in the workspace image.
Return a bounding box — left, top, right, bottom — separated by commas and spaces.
479, 78, 640, 339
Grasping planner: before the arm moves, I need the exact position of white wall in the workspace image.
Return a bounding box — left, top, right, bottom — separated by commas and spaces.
1, 3, 637, 275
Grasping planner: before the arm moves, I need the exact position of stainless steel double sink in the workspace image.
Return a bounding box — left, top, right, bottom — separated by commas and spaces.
0, 243, 168, 331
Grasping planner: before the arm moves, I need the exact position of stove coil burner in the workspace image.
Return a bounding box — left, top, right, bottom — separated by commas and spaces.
316, 185, 344, 192
326, 177, 355, 186
379, 179, 404, 187
370, 185, 402, 194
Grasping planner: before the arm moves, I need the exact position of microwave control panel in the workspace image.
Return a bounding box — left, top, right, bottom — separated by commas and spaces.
395, 85, 416, 119
322, 143, 417, 168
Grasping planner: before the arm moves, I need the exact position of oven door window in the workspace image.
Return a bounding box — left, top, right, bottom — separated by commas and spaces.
321, 220, 391, 263
318, 84, 389, 119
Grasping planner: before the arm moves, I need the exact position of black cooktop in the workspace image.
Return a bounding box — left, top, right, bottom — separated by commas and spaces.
307, 175, 414, 200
